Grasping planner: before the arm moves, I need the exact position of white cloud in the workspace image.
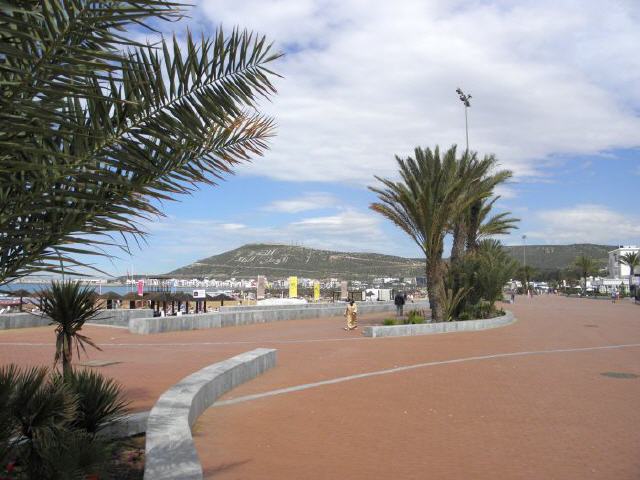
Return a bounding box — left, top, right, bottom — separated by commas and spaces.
527, 204, 640, 244
263, 193, 338, 213
190, 0, 640, 184
291, 208, 382, 235
220, 223, 246, 231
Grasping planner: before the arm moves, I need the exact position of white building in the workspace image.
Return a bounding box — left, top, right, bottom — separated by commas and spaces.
608, 246, 639, 279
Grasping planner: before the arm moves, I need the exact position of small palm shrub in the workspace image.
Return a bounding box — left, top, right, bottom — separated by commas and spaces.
0, 365, 128, 479
39, 280, 103, 377
449, 240, 518, 320
382, 319, 396, 326
403, 310, 426, 324
55, 369, 129, 436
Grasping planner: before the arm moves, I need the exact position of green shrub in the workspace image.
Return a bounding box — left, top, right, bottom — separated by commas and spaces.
382, 319, 396, 326
1, 365, 128, 479
462, 299, 494, 319
62, 369, 129, 435
405, 309, 427, 324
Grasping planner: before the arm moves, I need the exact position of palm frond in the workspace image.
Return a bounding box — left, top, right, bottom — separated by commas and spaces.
1, 1, 282, 284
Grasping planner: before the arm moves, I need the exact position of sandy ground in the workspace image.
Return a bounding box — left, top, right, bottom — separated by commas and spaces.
1, 296, 639, 478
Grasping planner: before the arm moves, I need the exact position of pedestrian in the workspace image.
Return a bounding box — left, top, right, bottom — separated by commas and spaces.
344, 299, 358, 331
611, 289, 617, 304
394, 292, 405, 317
510, 291, 515, 304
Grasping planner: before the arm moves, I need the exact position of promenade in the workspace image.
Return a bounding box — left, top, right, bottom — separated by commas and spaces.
1, 296, 638, 479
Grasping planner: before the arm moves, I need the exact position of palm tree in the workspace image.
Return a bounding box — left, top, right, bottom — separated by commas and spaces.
369, 145, 474, 321
620, 252, 640, 294
518, 265, 536, 294
1, 1, 281, 285
39, 281, 102, 377
470, 197, 520, 247
574, 255, 597, 294
449, 152, 515, 262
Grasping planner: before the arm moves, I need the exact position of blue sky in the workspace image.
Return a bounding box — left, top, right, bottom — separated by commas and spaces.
93, 0, 640, 276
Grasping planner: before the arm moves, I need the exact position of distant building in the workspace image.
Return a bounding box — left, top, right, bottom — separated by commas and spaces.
608, 246, 639, 279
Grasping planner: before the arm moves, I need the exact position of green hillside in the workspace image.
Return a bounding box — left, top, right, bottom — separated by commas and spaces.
504, 243, 613, 272
168, 243, 614, 279
168, 244, 425, 279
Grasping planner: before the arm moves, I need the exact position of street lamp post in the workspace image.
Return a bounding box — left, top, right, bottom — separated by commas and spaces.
456, 87, 472, 152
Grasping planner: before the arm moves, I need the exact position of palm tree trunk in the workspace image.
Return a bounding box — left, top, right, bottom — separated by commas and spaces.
426, 258, 444, 322
451, 222, 466, 265
62, 336, 71, 377
450, 221, 467, 318
465, 200, 482, 252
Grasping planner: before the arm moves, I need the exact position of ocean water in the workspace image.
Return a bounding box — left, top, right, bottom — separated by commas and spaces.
0, 283, 199, 296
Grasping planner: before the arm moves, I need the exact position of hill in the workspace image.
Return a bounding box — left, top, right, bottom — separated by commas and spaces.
504, 243, 613, 272
168, 244, 425, 279
168, 243, 614, 279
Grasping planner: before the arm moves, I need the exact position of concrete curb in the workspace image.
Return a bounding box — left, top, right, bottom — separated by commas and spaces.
362, 311, 516, 338
143, 348, 277, 480
0, 309, 154, 330
129, 301, 430, 335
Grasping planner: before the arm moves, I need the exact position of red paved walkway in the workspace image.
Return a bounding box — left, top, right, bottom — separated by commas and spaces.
1, 296, 638, 478
191, 296, 640, 479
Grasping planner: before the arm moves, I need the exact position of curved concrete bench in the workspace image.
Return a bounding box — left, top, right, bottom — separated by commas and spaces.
143, 348, 277, 480
362, 311, 516, 337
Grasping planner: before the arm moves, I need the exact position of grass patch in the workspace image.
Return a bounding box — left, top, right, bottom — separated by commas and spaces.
382, 318, 396, 326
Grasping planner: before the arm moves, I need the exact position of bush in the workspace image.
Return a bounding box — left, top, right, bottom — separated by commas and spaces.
382, 319, 396, 326
403, 309, 426, 324
451, 240, 519, 319
61, 369, 129, 435
0, 365, 129, 479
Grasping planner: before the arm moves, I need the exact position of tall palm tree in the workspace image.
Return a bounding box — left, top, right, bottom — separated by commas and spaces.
469, 197, 520, 247
369, 145, 474, 321
39, 281, 102, 377
1, 1, 281, 285
449, 152, 515, 263
574, 255, 597, 294
620, 252, 640, 293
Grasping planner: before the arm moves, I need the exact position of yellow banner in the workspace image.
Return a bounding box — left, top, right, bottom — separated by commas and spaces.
289, 276, 298, 298
313, 282, 320, 301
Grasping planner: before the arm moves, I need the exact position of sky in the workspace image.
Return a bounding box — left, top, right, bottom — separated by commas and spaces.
92, 0, 640, 277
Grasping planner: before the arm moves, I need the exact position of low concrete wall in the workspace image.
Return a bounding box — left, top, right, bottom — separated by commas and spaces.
362, 311, 515, 338
0, 308, 154, 330
89, 309, 154, 327
144, 348, 277, 480
0, 312, 49, 330
129, 301, 430, 335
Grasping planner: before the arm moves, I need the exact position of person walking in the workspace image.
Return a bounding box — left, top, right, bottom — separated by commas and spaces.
611, 289, 617, 303
344, 299, 358, 331
510, 291, 515, 304
394, 292, 405, 317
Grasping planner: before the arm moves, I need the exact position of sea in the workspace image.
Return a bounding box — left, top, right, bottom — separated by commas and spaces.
0, 283, 199, 297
